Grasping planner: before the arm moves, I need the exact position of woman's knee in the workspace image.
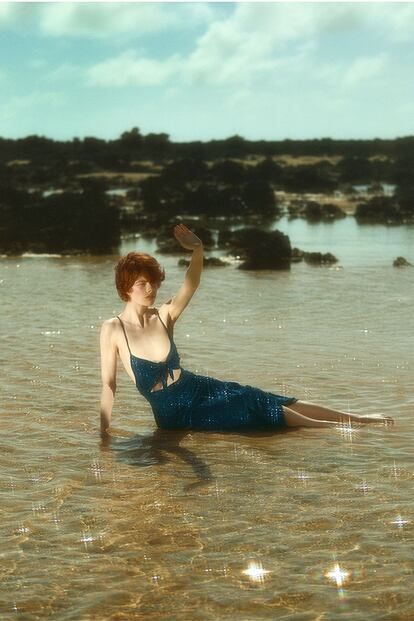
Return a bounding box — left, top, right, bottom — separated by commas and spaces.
282, 405, 310, 427
286, 400, 312, 415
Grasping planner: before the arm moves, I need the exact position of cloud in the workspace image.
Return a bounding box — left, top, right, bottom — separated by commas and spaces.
87, 50, 181, 87
342, 54, 388, 87
44, 63, 81, 82
3, 3, 413, 94
1, 3, 414, 46
312, 52, 389, 93
0, 3, 216, 38
84, 5, 322, 89
160, 3, 378, 87
0, 3, 42, 28
182, 4, 311, 86
82, 4, 391, 99
41, 4, 178, 37
0, 3, 12, 25
367, 3, 414, 43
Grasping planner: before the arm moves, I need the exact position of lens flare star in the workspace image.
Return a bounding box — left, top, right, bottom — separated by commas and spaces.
242, 561, 271, 583
324, 562, 351, 588
390, 514, 410, 529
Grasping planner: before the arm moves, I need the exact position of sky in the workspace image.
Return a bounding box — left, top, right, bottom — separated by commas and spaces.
0, 1, 414, 142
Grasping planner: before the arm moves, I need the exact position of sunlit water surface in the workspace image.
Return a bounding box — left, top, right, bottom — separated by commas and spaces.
1, 219, 413, 620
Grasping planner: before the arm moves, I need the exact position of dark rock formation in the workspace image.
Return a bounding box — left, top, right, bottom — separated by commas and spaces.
288, 199, 346, 221
178, 257, 227, 267
225, 227, 292, 270
291, 248, 338, 265
291, 247, 305, 262
355, 196, 405, 223
216, 229, 235, 249
393, 256, 413, 267
303, 252, 338, 265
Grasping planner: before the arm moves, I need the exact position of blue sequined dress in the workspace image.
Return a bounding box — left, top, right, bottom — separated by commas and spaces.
117, 312, 297, 432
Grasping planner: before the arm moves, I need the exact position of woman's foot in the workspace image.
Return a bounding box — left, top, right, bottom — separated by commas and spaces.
357, 415, 395, 426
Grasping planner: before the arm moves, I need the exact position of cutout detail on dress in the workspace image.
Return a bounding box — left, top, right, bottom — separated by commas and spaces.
117, 312, 181, 393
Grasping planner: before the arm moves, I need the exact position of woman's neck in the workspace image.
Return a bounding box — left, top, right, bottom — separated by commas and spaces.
120, 303, 154, 327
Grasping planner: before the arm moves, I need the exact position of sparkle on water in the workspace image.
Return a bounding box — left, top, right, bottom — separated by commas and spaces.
242, 561, 271, 583
335, 420, 362, 441
324, 562, 352, 588
1, 230, 413, 620
390, 515, 410, 529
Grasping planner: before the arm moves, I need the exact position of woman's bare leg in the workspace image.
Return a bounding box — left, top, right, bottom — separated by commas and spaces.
287, 400, 394, 425
282, 406, 339, 428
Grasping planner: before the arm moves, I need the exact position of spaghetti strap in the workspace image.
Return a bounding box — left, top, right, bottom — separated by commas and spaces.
116, 315, 298, 432
156, 309, 171, 340
117, 316, 132, 355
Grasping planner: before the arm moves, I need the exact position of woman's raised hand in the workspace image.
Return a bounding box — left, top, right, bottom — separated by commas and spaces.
173, 224, 203, 251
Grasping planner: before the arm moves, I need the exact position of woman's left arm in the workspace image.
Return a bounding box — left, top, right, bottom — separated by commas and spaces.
164, 224, 203, 323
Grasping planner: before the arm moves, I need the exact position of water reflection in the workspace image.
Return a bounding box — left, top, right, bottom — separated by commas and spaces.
242, 560, 271, 583
390, 515, 410, 529
324, 560, 355, 601
324, 561, 352, 588
335, 421, 362, 443
99, 428, 214, 491
2, 246, 413, 620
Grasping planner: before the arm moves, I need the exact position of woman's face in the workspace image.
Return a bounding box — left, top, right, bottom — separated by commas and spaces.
128, 274, 159, 304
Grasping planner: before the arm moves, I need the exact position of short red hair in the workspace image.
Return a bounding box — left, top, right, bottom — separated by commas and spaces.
114, 252, 165, 302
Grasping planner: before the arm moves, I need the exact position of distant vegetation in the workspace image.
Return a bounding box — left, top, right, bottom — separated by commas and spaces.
1, 129, 414, 256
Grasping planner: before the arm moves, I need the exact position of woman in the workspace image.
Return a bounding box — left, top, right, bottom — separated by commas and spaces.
100, 224, 394, 435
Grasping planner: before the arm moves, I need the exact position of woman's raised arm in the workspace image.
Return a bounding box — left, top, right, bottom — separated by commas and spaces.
165, 224, 204, 324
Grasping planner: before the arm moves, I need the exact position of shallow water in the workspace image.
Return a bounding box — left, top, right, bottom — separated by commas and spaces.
274, 216, 414, 267
1, 221, 413, 620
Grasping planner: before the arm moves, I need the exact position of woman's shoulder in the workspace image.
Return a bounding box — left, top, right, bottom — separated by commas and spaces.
100, 316, 122, 333
99, 318, 122, 353
102, 316, 121, 324
158, 292, 175, 310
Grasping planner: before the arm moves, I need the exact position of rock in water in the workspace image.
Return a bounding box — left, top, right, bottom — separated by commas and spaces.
226, 228, 292, 270
393, 256, 413, 267
178, 257, 227, 267
303, 252, 338, 265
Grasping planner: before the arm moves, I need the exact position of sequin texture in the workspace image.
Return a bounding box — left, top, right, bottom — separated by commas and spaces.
118, 313, 297, 432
